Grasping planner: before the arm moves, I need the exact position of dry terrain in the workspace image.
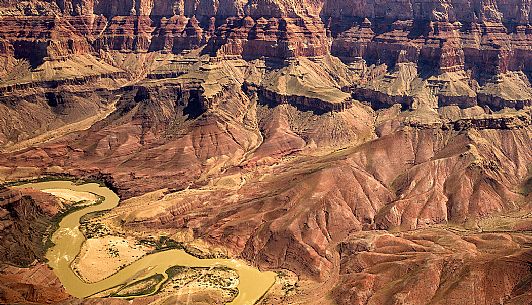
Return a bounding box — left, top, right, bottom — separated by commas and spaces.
0, 0, 531, 303
72, 236, 149, 283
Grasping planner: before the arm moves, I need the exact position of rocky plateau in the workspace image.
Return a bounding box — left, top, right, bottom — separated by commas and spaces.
0, 0, 531, 304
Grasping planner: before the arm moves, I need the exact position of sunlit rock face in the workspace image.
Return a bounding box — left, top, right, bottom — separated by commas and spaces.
0, 0, 531, 304
1, 0, 531, 93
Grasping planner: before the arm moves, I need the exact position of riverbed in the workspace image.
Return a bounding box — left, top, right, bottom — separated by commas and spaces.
15, 180, 276, 304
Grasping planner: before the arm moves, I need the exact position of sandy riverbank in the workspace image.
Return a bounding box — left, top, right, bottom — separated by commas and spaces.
42, 188, 98, 207
72, 235, 148, 283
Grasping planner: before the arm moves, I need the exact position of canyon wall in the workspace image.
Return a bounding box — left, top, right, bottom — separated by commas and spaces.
1, 0, 530, 112
1, 0, 530, 68
0, 1, 531, 304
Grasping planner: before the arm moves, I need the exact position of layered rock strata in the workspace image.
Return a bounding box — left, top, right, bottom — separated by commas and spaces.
1, 0, 531, 112
0, 1, 531, 305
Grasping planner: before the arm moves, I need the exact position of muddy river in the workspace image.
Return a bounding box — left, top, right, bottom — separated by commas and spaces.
15, 180, 276, 304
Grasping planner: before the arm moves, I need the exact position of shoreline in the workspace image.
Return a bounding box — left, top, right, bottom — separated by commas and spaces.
12, 178, 277, 304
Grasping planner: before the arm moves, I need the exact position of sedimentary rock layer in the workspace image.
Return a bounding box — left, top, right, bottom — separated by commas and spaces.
0, 1, 530, 305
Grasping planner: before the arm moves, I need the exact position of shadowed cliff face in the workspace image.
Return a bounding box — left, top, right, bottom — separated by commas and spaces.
0, 0, 531, 304
0, 187, 71, 304
0, 187, 61, 266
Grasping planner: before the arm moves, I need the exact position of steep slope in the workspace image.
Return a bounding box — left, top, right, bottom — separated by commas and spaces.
0, 0, 530, 304
334, 229, 532, 305
0, 186, 71, 305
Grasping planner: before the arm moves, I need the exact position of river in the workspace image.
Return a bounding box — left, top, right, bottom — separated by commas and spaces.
14, 180, 276, 304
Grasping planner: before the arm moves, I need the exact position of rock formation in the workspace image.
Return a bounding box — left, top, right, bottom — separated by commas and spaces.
0, 0, 530, 304
334, 229, 532, 305
0, 186, 71, 304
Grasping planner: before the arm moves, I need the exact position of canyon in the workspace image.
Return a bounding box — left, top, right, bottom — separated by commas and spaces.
0, 0, 531, 304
